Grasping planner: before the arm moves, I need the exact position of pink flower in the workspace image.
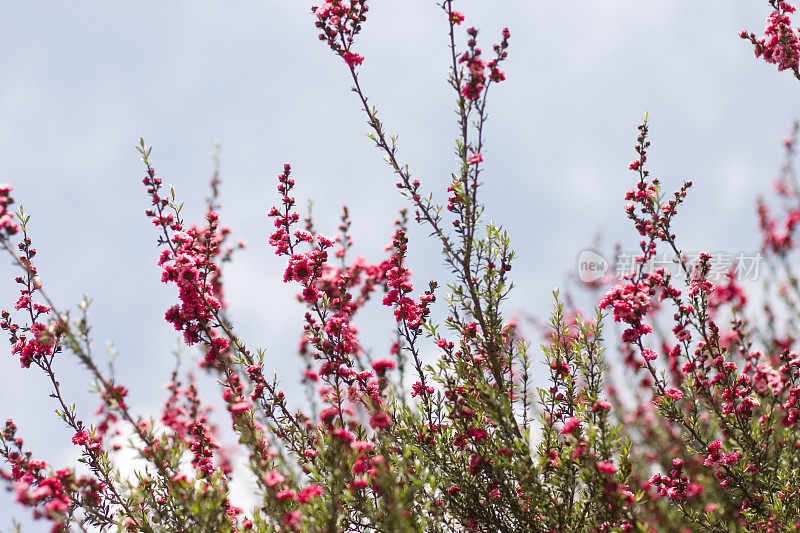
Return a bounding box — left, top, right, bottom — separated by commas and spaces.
561, 416, 581, 435
599, 281, 652, 324
297, 484, 324, 504
285, 253, 315, 283
664, 388, 684, 401
468, 152, 483, 165
370, 358, 396, 374
467, 427, 489, 442
343, 51, 364, 67
449, 11, 465, 25
411, 381, 434, 398
13, 294, 31, 311
71, 430, 91, 446
283, 510, 302, 528
302, 285, 320, 302
229, 401, 252, 414
592, 399, 612, 411
756, 6, 800, 72
468, 453, 483, 475
642, 348, 658, 361
571, 444, 585, 460
369, 411, 392, 430
468, 60, 485, 78
264, 470, 286, 487
351, 440, 374, 452
599, 280, 654, 342
333, 427, 355, 443
12, 322, 55, 368
0, 184, 18, 235
320, 406, 340, 424
596, 461, 617, 474
276, 488, 296, 500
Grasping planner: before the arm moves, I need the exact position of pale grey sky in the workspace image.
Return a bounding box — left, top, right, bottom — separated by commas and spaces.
0, 1, 796, 528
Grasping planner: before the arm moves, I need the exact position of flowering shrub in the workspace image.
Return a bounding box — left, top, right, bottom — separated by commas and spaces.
2, 1, 800, 531
742, 1, 800, 78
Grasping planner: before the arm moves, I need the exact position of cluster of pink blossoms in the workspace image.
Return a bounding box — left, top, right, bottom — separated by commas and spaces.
561, 416, 582, 435
90, 383, 128, 451
554, 409, 636, 517
754, 124, 800, 256
0, 189, 59, 369
269, 165, 432, 370
8, 319, 55, 369
140, 156, 305, 531
159, 222, 224, 340
2, 420, 102, 533
382, 229, 435, 329
757, 198, 800, 255
598, 279, 654, 343
702, 440, 740, 486
646, 459, 704, 502
161, 375, 225, 479
589, 123, 800, 526
600, 121, 693, 357
742, 2, 800, 75
265, 160, 463, 523
144, 165, 242, 367
11, 1, 800, 529
268, 163, 404, 470
311, 0, 368, 66
458, 26, 510, 100
0, 184, 18, 237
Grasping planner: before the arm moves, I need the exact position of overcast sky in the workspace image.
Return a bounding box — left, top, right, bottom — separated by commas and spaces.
1, 1, 797, 528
